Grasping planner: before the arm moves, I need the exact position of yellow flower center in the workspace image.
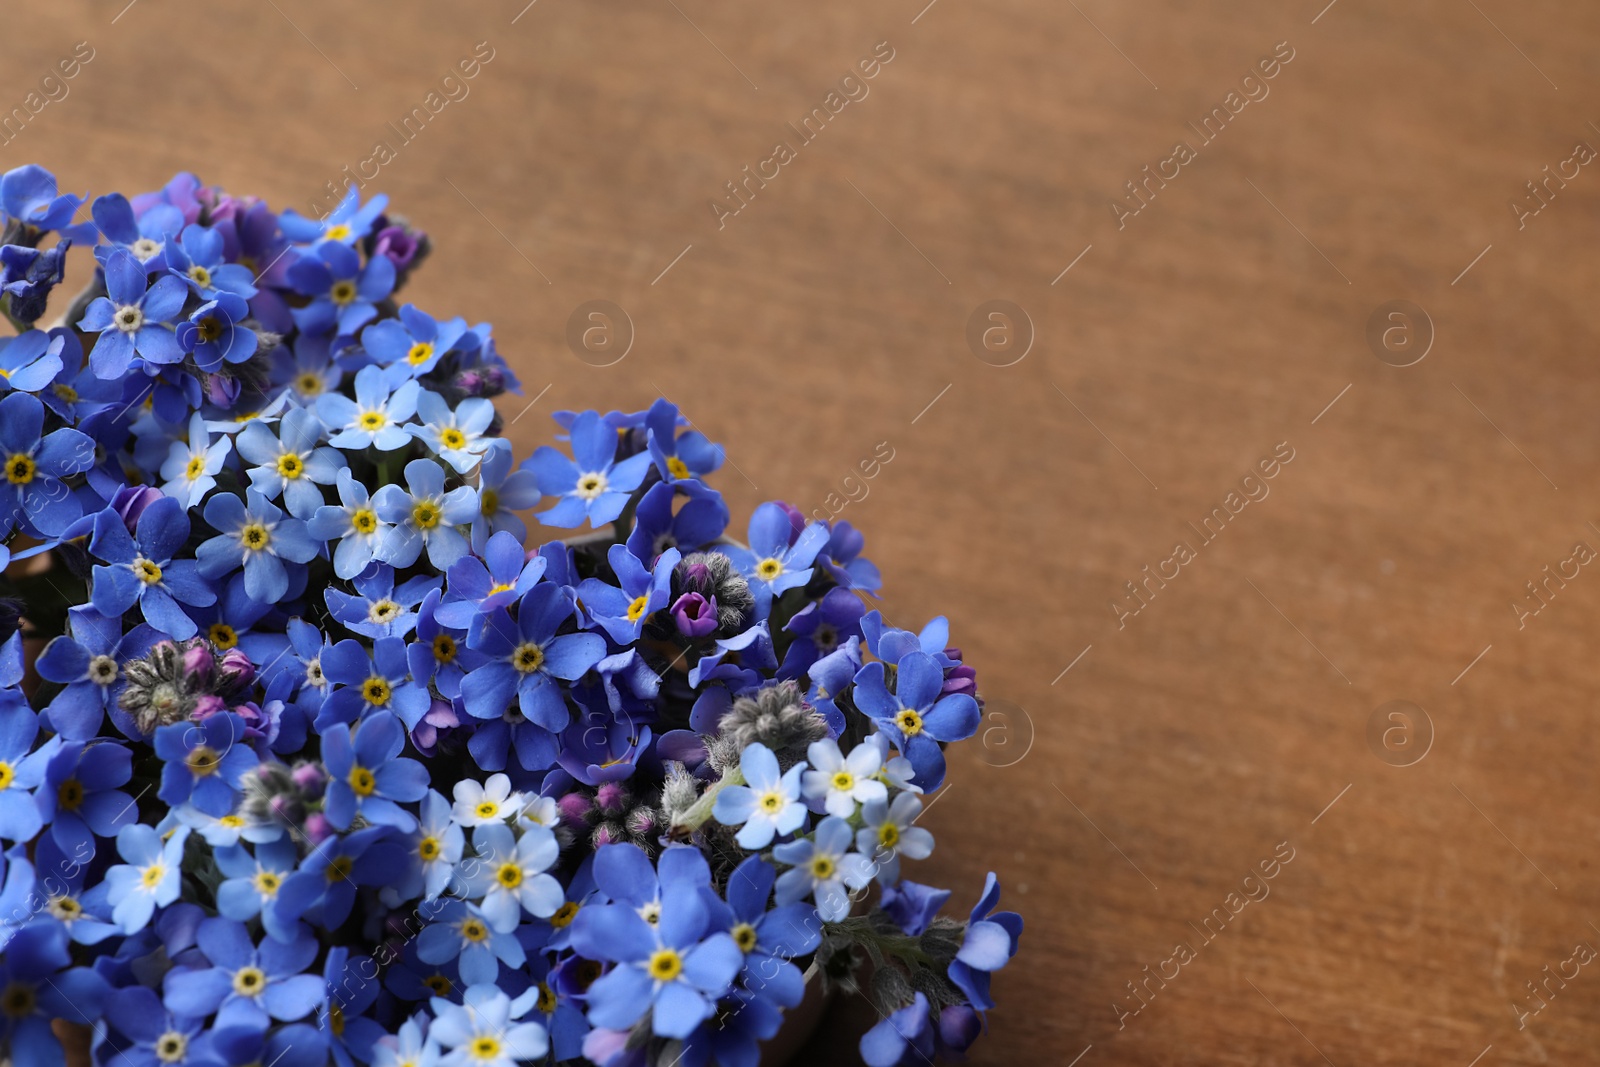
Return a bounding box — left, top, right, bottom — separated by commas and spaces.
809, 855, 836, 880
574, 472, 607, 500
895, 708, 924, 737
512, 642, 544, 673
46, 896, 81, 921
758, 791, 786, 814
432, 634, 457, 664
195, 316, 224, 344
878, 822, 900, 848
184, 454, 206, 480
186, 746, 221, 777
208, 623, 238, 649
469, 1037, 502, 1061
647, 948, 683, 982
324, 223, 352, 242
367, 599, 401, 624
495, 863, 522, 889
187, 264, 213, 288
475, 801, 499, 819
550, 901, 579, 928
440, 428, 466, 450
418, 836, 441, 861
239, 523, 270, 552
134, 558, 164, 585
358, 410, 385, 431
57, 778, 84, 812
276, 453, 303, 479
294, 372, 323, 396
732, 922, 759, 953
220, 815, 244, 828
406, 341, 435, 366
52, 383, 77, 404
232, 966, 266, 996
141, 863, 167, 889
348, 765, 376, 797
423, 974, 453, 996
363, 676, 392, 706
831, 771, 855, 792
667, 456, 690, 480
755, 557, 783, 581
460, 918, 489, 943
326, 856, 354, 883
479, 488, 499, 516
536, 982, 556, 1013
0, 762, 11, 790
330, 279, 357, 305
5, 454, 35, 485
626, 595, 650, 622
412, 501, 440, 529
351, 508, 378, 534
252, 870, 281, 895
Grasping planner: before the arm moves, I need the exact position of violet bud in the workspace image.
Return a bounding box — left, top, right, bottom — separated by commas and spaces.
110, 485, 164, 532
773, 501, 806, 543
191, 694, 227, 720
557, 792, 593, 826
302, 812, 333, 846
595, 781, 630, 816
182, 643, 214, 679
937, 1006, 982, 1055
219, 648, 255, 686
670, 592, 718, 638
373, 224, 421, 270
291, 762, 327, 797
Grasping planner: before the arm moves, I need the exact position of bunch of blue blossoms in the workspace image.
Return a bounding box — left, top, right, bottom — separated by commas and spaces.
0, 165, 1021, 1067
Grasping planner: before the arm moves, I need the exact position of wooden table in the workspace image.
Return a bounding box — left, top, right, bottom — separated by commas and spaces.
18, 0, 1600, 1062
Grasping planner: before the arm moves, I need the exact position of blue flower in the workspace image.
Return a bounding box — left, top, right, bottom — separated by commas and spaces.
159, 412, 234, 508
26, 837, 119, 947
78, 247, 188, 376
105, 824, 190, 932
411, 390, 494, 473
645, 397, 724, 483
470, 439, 540, 551
461, 584, 607, 731
322, 709, 429, 831
386, 789, 464, 904
322, 946, 387, 1066
372, 1011, 442, 1067
176, 293, 259, 373
162, 917, 326, 1033
317, 364, 419, 451
779, 585, 866, 678
103, 984, 220, 1067
569, 843, 743, 1039
270, 333, 342, 403
856, 791, 934, 885
166, 222, 258, 298
307, 468, 395, 579
288, 240, 395, 339
624, 480, 730, 565
38, 606, 160, 739
946, 872, 1022, 1012
433, 529, 545, 631
524, 410, 652, 528
236, 406, 341, 519
819, 518, 882, 593
851, 651, 979, 790
458, 822, 563, 932
860, 992, 935, 1067
215, 836, 300, 942
0, 242, 68, 325
39, 327, 120, 420
0, 702, 53, 843
1, 164, 85, 233
0, 391, 94, 536
416, 898, 526, 986
280, 184, 389, 246
712, 742, 808, 849
361, 305, 466, 379
0, 923, 108, 1066
408, 589, 484, 700
325, 563, 437, 639
196, 489, 320, 604
715, 854, 820, 1007
272, 826, 404, 933
89, 494, 216, 638
89, 191, 183, 272
153, 712, 257, 816
0, 329, 63, 394
772, 815, 874, 922
879, 879, 950, 937
718, 503, 830, 618
317, 637, 431, 730
428, 985, 548, 1067
36, 740, 138, 861
577, 543, 679, 644
372, 458, 477, 570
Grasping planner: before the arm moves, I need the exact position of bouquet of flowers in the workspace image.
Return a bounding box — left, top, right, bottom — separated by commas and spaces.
0, 164, 1022, 1067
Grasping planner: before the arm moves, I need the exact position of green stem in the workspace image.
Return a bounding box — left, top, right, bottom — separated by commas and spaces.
673, 764, 745, 833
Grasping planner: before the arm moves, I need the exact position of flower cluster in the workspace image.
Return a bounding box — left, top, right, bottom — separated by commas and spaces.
0, 166, 1021, 1067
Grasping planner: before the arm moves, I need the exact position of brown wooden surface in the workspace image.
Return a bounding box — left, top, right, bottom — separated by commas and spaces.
15, 1, 1600, 1063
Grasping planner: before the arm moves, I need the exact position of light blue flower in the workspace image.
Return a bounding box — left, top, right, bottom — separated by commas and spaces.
317, 364, 419, 451
196, 489, 320, 604
160, 412, 233, 509
470, 439, 539, 552
236, 406, 341, 518
712, 742, 808, 849
372, 458, 477, 570
412, 390, 495, 473
105, 824, 189, 933
428, 986, 547, 1067
307, 468, 395, 579
773, 816, 874, 921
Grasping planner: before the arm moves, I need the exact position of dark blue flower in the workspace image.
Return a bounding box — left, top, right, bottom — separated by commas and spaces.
524, 410, 652, 528
35, 740, 137, 861
272, 826, 404, 934
717, 503, 830, 618
360, 303, 466, 379
287, 240, 395, 340
196, 490, 321, 605
851, 651, 979, 790
624, 480, 729, 566
408, 588, 485, 701
0, 391, 95, 536
78, 248, 188, 376
1, 164, 85, 233
860, 992, 935, 1067
462, 584, 607, 731
0, 241, 68, 325
162, 917, 325, 1034
321, 709, 429, 831
879, 878, 950, 937
577, 544, 680, 644
37, 606, 160, 739
153, 712, 258, 817
946, 872, 1022, 1012
90, 494, 217, 639
712, 855, 820, 1008
415, 898, 525, 986
644, 397, 724, 484
166, 222, 258, 299
0, 923, 108, 1066
176, 292, 259, 373
0, 700, 53, 843
89, 191, 184, 273
433, 530, 545, 631
325, 562, 438, 639
316, 637, 431, 731
779, 585, 866, 678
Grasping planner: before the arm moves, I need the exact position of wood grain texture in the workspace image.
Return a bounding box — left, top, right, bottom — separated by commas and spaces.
12, 0, 1600, 1063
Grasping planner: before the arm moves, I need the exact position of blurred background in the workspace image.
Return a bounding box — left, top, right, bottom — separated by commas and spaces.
17, 0, 1600, 1063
